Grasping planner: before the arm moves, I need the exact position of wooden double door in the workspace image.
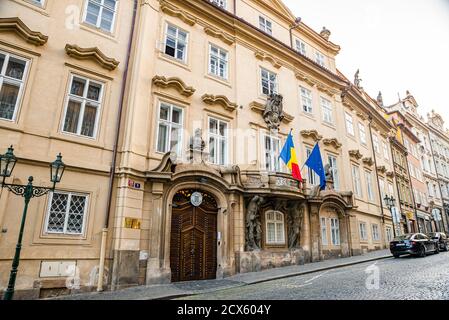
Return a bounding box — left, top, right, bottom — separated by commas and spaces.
170, 190, 217, 282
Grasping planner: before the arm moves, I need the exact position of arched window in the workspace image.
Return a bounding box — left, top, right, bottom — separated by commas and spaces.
265, 210, 285, 245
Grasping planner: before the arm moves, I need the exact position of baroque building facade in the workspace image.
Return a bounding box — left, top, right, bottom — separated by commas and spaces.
0, 0, 443, 298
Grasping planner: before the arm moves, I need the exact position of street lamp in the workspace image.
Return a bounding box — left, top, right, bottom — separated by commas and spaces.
384, 195, 399, 237
1, 146, 65, 300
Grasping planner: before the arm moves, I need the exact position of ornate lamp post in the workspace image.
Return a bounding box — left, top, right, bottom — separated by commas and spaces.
384, 195, 400, 238
1, 146, 65, 300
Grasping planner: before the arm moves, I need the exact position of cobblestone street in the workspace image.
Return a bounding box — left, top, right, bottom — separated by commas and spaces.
179, 251, 449, 300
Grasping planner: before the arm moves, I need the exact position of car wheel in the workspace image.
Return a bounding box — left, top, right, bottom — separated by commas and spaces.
435, 245, 440, 254
393, 253, 400, 258
417, 245, 426, 258
445, 243, 449, 252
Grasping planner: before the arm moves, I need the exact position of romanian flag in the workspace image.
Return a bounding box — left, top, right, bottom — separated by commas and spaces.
280, 131, 303, 181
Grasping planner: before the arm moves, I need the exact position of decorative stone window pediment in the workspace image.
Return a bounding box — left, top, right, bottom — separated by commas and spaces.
349, 150, 363, 161
362, 157, 374, 167
65, 44, 119, 71
204, 26, 235, 45
295, 71, 317, 87
255, 51, 282, 69
323, 138, 342, 150
300, 130, 323, 142
152, 75, 196, 97
202, 94, 237, 112
377, 165, 387, 175
386, 171, 395, 178
159, 0, 197, 26
0, 17, 48, 46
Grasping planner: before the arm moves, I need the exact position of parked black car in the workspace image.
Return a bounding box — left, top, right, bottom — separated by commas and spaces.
390, 233, 439, 258
427, 232, 449, 251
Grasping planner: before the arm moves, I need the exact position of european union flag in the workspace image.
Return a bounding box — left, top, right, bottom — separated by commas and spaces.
305, 143, 326, 190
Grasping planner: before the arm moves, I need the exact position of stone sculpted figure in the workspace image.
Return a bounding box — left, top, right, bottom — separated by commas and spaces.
190, 128, 205, 151
287, 203, 304, 249
246, 195, 264, 251
263, 94, 284, 131
354, 69, 362, 89
324, 164, 334, 190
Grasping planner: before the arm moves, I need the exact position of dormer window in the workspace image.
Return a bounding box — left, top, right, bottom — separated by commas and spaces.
210, 0, 226, 9
259, 16, 273, 35
315, 52, 325, 67
295, 39, 306, 55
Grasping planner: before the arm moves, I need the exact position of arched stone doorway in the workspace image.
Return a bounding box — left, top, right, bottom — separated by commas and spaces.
170, 189, 218, 282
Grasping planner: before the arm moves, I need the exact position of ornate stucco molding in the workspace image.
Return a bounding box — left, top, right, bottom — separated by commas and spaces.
65, 44, 120, 71
0, 17, 48, 46
362, 157, 374, 167
295, 71, 317, 87
204, 26, 234, 45
160, 0, 196, 26
377, 166, 387, 175
254, 51, 282, 69
323, 138, 342, 150
202, 94, 238, 112
349, 150, 363, 161
316, 82, 339, 97
300, 130, 323, 142
249, 101, 294, 124
152, 75, 196, 97
386, 171, 395, 179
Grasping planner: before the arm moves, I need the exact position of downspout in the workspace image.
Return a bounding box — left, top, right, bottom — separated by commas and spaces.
367, 116, 386, 246
97, 0, 138, 292
404, 144, 420, 233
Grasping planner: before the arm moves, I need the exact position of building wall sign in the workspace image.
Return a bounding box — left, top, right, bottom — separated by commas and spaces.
190, 192, 203, 207
128, 179, 141, 189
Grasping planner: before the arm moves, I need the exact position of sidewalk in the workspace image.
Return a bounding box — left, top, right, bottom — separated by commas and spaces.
49, 249, 391, 300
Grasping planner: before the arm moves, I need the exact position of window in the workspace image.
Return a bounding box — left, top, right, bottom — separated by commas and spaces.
45, 192, 88, 235
427, 182, 434, 197
321, 97, 333, 124
295, 39, 306, 55
328, 155, 339, 190
164, 24, 188, 62
264, 134, 281, 172
156, 102, 183, 154
307, 147, 319, 185
345, 112, 354, 136
30, 0, 45, 7
382, 141, 389, 160
261, 68, 277, 95
210, 0, 226, 8
259, 16, 272, 35
330, 218, 340, 245
366, 171, 374, 201
372, 135, 380, 153
372, 224, 380, 241
352, 165, 362, 198
359, 222, 367, 240
300, 86, 312, 113
321, 217, 328, 245
358, 123, 366, 145
315, 52, 325, 67
208, 117, 228, 165
386, 227, 393, 242
209, 44, 228, 79
0, 51, 28, 121
84, 0, 117, 33
388, 183, 394, 197
62, 75, 103, 138
265, 211, 285, 245
379, 179, 386, 204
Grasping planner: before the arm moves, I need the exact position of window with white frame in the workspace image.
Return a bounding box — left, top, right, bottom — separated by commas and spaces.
259, 16, 272, 35
386, 227, 393, 242
295, 39, 306, 55
0, 51, 28, 121
328, 155, 339, 190
382, 141, 389, 160
261, 68, 277, 95
84, 0, 117, 33
208, 44, 228, 79
45, 191, 88, 235
62, 75, 103, 138
30, 0, 45, 7
156, 102, 183, 154
265, 211, 285, 245
379, 179, 386, 204
359, 222, 367, 240
321, 217, 328, 245
330, 218, 340, 245
164, 24, 188, 62
208, 117, 228, 165
321, 97, 333, 124
372, 224, 380, 241
264, 134, 281, 172
358, 123, 366, 145
209, 0, 226, 8
366, 170, 375, 201
345, 112, 355, 136
315, 52, 325, 67
388, 182, 394, 197
307, 147, 319, 185
300, 86, 312, 114
352, 165, 362, 198
373, 134, 380, 153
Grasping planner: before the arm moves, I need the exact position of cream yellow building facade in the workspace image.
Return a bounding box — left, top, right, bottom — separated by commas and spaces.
0, 0, 404, 298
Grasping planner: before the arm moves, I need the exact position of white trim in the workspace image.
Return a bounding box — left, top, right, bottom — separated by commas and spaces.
83, 0, 118, 33
265, 210, 285, 245
207, 116, 229, 165
155, 100, 184, 155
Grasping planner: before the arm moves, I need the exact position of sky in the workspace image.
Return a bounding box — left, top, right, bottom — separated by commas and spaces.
283, 0, 449, 124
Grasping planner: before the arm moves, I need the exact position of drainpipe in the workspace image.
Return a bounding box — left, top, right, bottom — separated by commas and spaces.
367, 116, 386, 246
404, 144, 420, 233
390, 138, 407, 234
97, 0, 138, 292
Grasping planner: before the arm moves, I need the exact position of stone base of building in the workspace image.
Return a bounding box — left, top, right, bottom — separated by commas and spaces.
235, 249, 309, 274
111, 250, 140, 290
